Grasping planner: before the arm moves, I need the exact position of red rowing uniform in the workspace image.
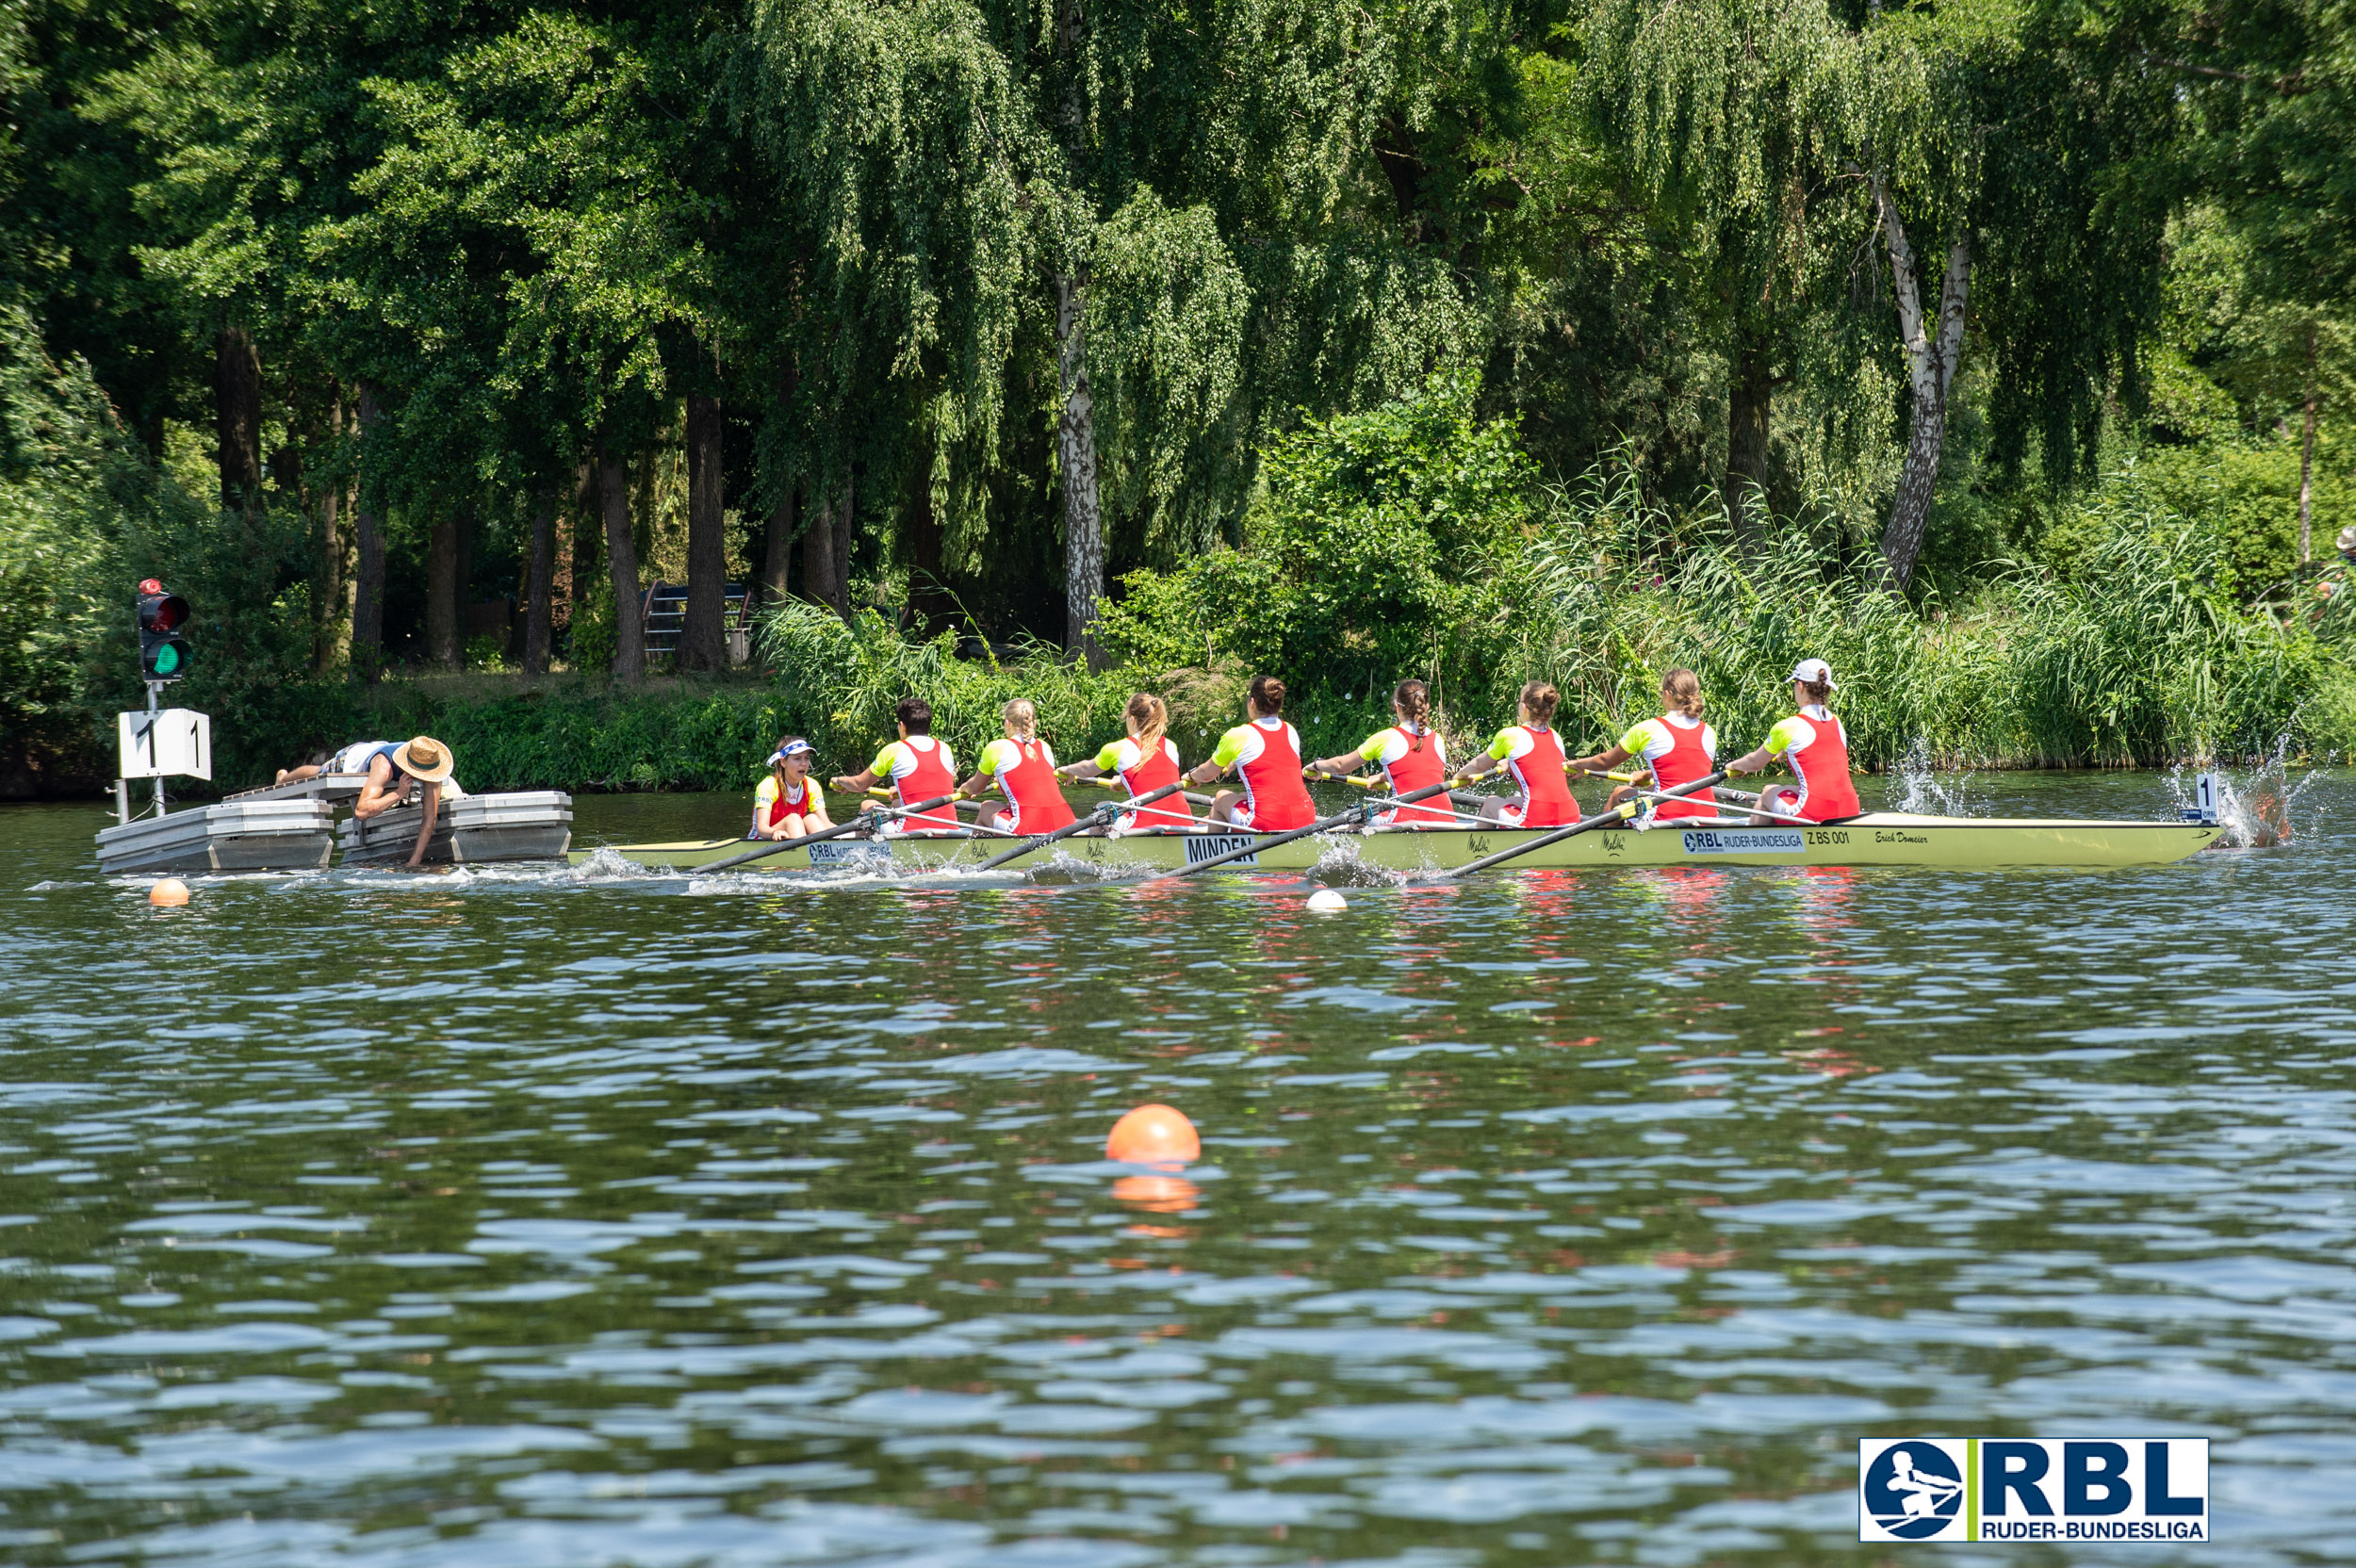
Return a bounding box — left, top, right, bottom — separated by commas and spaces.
880, 735, 960, 831
1777, 708, 1861, 820
990, 737, 1076, 833
1225, 716, 1316, 831
1113, 736, 1192, 829
1645, 714, 1717, 821
1369, 725, 1452, 825
1499, 725, 1578, 827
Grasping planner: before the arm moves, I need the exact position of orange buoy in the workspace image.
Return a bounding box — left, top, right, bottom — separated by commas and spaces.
1106, 1102, 1200, 1168
149, 878, 190, 907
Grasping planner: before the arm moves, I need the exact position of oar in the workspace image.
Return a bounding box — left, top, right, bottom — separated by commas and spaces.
1321, 770, 1493, 810
1139, 778, 1459, 884
970, 780, 1190, 872
1630, 782, 1817, 823
696, 792, 959, 874
1076, 776, 1218, 808
1437, 771, 1726, 879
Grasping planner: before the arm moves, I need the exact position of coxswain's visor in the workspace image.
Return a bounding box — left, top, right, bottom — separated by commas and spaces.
768, 740, 814, 767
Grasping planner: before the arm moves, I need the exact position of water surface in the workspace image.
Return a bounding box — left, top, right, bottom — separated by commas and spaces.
3, 772, 2348, 1566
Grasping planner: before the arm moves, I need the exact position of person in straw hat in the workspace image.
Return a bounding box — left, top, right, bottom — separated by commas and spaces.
353, 737, 461, 869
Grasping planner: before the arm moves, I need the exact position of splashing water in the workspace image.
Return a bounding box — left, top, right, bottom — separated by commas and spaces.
1890, 737, 1980, 816
2168, 733, 2320, 847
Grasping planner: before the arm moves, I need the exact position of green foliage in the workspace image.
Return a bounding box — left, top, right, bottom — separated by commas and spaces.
1097, 372, 1539, 703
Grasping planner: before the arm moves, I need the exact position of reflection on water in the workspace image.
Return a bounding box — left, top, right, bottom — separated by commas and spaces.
3, 772, 2352, 1565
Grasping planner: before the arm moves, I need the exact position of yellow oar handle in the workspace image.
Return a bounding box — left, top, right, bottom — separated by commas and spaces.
1568, 765, 1640, 783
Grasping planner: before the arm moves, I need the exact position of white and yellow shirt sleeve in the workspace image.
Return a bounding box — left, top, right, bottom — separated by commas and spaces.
1095, 739, 1140, 773
1211, 724, 1265, 771
870, 739, 956, 782
1487, 727, 1536, 764
1360, 727, 1447, 768
976, 738, 1023, 777
1765, 712, 1837, 761
754, 776, 782, 813
1619, 716, 1717, 767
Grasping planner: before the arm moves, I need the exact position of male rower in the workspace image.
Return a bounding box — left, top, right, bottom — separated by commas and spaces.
352, 737, 461, 870
829, 697, 961, 832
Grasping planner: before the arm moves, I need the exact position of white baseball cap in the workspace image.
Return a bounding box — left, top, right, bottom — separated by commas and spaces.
1789, 658, 1836, 690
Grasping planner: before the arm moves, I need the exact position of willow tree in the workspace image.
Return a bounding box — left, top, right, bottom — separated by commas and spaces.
1581, 0, 1860, 537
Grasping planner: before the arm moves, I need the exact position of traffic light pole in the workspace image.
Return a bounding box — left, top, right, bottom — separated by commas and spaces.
146, 680, 165, 818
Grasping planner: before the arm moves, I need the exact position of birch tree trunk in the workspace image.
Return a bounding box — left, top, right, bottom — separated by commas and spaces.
1874, 175, 1972, 590
2299, 320, 2319, 563
600, 449, 646, 682
523, 495, 556, 677
680, 392, 728, 670
351, 382, 386, 680
1056, 270, 1105, 667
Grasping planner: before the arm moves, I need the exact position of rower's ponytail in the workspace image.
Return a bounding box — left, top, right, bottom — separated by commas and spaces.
1002, 698, 1039, 742
1661, 668, 1704, 720
1518, 680, 1561, 726
1393, 678, 1432, 751
1250, 675, 1285, 716
1125, 692, 1168, 754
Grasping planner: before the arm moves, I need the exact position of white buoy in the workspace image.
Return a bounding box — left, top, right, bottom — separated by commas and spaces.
1306, 888, 1348, 912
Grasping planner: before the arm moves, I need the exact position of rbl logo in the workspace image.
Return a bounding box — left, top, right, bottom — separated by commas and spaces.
1859, 1438, 2208, 1544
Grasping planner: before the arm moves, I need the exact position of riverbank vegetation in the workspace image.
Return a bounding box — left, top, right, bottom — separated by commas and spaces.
4, 0, 2354, 793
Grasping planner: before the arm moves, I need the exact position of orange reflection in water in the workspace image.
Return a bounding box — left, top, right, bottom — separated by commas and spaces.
1111, 1174, 1200, 1215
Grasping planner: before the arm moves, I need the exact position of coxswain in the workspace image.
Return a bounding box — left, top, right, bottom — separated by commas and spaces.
957, 699, 1077, 834
1724, 658, 1863, 824
1457, 681, 1579, 827
1565, 668, 1719, 822
1058, 693, 1195, 830
750, 737, 832, 841
1306, 678, 1453, 826
829, 697, 961, 833
1187, 676, 1317, 830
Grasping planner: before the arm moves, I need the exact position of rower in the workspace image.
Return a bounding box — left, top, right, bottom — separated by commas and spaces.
828, 697, 961, 833
957, 699, 1077, 834
1186, 675, 1317, 830
1456, 681, 1579, 827
1058, 693, 1195, 831
1724, 657, 1864, 824
1307, 678, 1452, 827
750, 737, 833, 841
1565, 668, 1718, 823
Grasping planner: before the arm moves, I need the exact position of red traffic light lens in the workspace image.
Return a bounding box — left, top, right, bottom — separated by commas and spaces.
137, 593, 188, 631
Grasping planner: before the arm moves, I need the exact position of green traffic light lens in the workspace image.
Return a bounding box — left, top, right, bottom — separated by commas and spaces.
154, 644, 183, 675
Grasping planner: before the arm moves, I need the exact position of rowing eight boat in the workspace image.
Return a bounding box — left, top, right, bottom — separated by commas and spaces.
571, 810, 2219, 874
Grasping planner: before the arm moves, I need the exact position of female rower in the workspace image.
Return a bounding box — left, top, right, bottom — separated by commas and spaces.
1058, 693, 1195, 830
750, 737, 834, 841
1456, 680, 1579, 827
1306, 678, 1453, 826
1564, 668, 1719, 822
1724, 657, 1863, 823
828, 697, 962, 833
1187, 675, 1317, 830
958, 698, 1078, 834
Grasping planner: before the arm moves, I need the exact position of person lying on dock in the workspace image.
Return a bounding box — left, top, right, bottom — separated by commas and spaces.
353, 737, 459, 870
751, 738, 832, 841
275, 739, 388, 786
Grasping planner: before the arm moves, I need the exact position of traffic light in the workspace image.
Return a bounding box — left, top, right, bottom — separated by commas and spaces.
137, 579, 191, 682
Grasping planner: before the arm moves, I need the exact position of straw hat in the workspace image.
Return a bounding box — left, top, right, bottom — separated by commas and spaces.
393, 736, 454, 784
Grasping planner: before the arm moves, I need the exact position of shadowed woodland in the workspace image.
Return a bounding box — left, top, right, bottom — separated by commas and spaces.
5, 0, 2356, 792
